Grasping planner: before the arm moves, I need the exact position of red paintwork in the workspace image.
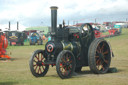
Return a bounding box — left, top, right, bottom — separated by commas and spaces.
94, 29, 120, 38
94, 30, 101, 38
47, 44, 54, 52
0, 33, 10, 59
73, 33, 79, 38
108, 29, 118, 35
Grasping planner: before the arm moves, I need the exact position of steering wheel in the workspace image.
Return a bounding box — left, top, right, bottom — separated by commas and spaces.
80, 23, 94, 38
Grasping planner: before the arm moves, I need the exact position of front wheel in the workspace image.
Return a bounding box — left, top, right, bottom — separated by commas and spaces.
29, 50, 49, 77
56, 50, 76, 79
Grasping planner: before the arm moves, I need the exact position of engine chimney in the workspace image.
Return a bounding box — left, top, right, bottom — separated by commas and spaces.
9, 21, 10, 31
17, 21, 19, 30
50, 6, 58, 38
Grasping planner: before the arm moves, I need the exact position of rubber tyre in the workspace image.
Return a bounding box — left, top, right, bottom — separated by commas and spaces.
56, 50, 76, 79
29, 50, 49, 77
88, 38, 111, 74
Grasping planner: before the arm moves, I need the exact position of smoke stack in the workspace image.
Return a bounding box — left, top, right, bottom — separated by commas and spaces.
17, 21, 19, 30
9, 21, 10, 30
50, 6, 58, 34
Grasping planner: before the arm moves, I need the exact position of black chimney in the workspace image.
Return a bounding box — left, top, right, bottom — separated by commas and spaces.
9, 21, 10, 30
50, 6, 58, 35
17, 21, 19, 30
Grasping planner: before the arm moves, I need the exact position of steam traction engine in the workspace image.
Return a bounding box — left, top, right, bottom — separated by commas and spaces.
0, 32, 10, 59
7, 31, 26, 46
29, 6, 113, 79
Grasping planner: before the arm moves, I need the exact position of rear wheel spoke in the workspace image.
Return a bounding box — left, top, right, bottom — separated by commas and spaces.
97, 46, 101, 53
104, 60, 108, 64
101, 65, 105, 71
96, 59, 100, 65
97, 65, 100, 70
103, 51, 108, 55
101, 43, 105, 51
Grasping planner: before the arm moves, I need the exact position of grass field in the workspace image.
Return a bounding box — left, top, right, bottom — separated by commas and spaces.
0, 28, 128, 85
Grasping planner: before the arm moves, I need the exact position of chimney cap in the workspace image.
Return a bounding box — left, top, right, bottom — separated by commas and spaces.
50, 6, 58, 10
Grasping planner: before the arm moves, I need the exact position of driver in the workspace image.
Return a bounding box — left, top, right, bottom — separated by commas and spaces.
82, 25, 88, 33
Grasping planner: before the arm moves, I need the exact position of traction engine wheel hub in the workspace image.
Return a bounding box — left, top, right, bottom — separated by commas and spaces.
36, 61, 43, 66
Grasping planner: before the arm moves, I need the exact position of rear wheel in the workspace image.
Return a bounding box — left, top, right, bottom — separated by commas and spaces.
29, 50, 49, 77
56, 50, 76, 79
88, 38, 111, 74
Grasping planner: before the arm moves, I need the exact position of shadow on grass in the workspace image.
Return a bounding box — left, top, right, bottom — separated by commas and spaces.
10, 58, 19, 61
46, 74, 59, 78
41, 69, 120, 79
114, 68, 123, 73
73, 69, 119, 77
0, 81, 18, 85
77, 70, 93, 74
72, 70, 93, 77
0, 58, 18, 61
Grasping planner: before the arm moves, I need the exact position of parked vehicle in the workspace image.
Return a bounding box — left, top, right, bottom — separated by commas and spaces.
8, 31, 26, 46
29, 32, 42, 45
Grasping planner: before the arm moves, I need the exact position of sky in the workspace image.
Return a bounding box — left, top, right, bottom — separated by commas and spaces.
0, 0, 128, 31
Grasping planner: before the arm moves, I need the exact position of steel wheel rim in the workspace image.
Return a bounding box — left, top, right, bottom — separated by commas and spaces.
59, 53, 73, 76
95, 41, 111, 72
32, 52, 46, 74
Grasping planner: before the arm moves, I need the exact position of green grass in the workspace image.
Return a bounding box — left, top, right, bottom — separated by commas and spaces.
0, 28, 128, 85
102, 31, 110, 35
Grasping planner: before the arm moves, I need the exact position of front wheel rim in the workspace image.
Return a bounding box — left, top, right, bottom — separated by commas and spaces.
32, 52, 46, 74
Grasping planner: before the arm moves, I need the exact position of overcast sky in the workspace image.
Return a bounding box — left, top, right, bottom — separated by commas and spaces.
0, 0, 128, 31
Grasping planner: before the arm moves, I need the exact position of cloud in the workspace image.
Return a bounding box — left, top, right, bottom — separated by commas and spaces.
0, 23, 27, 31
0, 0, 128, 31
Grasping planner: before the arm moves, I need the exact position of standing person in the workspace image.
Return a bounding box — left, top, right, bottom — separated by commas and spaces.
48, 35, 51, 41
42, 35, 45, 40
